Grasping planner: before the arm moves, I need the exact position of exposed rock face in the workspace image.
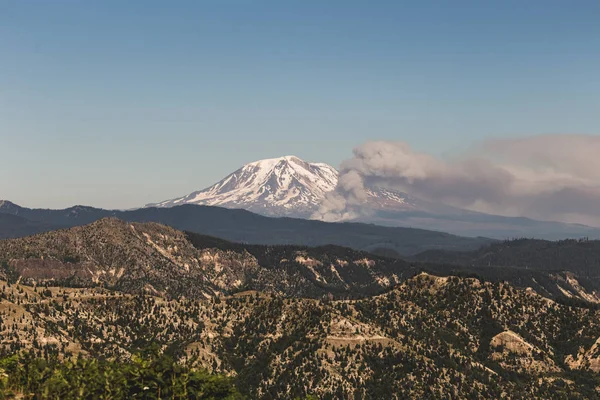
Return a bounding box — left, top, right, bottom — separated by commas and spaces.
566, 337, 600, 372
491, 330, 534, 355
490, 330, 559, 373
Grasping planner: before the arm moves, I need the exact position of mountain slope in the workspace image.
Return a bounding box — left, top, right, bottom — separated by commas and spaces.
0, 218, 257, 299
0, 213, 58, 239
2, 273, 600, 398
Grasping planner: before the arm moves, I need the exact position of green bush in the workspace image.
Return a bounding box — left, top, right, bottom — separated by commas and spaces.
0, 352, 244, 399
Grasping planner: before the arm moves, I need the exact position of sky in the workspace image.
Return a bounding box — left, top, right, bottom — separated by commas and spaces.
1, 0, 599, 210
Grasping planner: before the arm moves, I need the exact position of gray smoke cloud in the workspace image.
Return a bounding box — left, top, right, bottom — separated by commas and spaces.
313, 135, 600, 226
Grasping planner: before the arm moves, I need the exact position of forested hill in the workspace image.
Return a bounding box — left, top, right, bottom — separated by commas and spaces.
0, 214, 56, 240
414, 238, 600, 277
412, 238, 600, 303
2, 273, 600, 398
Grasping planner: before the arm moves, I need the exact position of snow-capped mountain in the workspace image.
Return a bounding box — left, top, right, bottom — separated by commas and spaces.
148, 156, 340, 217
147, 155, 418, 217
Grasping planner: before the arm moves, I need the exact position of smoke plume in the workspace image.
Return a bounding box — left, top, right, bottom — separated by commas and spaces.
313, 135, 600, 226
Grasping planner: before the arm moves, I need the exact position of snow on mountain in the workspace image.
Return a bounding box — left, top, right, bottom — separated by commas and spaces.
146, 155, 416, 218
147, 156, 341, 217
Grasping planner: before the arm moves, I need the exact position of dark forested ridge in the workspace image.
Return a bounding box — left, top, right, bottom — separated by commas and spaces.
413, 238, 600, 302
0, 214, 57, 240
415, 237, 600, 274
0, 201, 492, 256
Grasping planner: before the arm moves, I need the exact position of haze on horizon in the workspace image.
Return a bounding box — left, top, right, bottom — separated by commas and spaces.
1, 1, 599, 223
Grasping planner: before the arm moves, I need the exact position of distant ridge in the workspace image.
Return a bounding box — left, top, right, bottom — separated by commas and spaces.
0, 201, 492, 256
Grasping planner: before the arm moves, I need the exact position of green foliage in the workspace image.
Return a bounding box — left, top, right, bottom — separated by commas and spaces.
0, 352, 243, 399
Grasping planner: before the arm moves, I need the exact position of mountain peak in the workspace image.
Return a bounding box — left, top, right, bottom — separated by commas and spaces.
0, 200, 22, 213
147, 156, 339, 217
248, 155, 301, 164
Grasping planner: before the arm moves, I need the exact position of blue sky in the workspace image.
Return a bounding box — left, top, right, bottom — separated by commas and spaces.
1, 0, 599, 209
